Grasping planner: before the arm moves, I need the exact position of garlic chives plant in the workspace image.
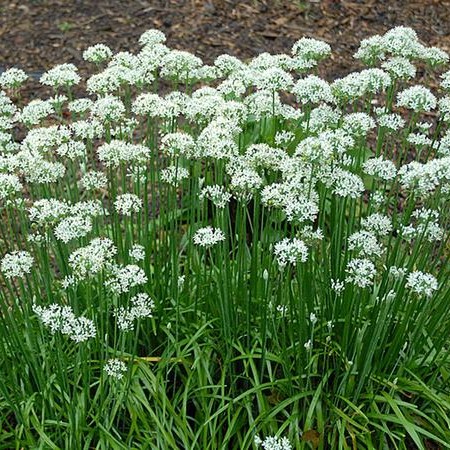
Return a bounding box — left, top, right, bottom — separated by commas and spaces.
1, 26, 450, 448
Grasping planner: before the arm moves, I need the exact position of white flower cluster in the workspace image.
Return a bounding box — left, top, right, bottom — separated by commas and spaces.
193, 227, 225, 247
97, 140, 150, 167
0, 173, 22, 200
397, 85, 437, 112
114, 293, 155, 331
274, 238, 308, 268
0, 68, 28, 89
405, 271, 438, 297
105, 264, 148, 294
254, 435, 292, 450
345, 258, 376, 288
114, 193, 143, 216
69, 238, 117, 280
160, 166, 190, 186
32, 303, 96, 342
129, 244, 145, 262
83, 44, 113, 63
54, 215, 92, 243
103, 358, 127, 379
40, 63, 80, 88
354, 26, 448, 66
199, 185, 232, 208
1, 251, 34, 279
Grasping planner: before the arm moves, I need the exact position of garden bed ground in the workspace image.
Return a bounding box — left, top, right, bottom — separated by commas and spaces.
1, 0, 450, 96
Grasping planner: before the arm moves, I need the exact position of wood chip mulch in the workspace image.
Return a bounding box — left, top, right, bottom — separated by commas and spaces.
1, 0, 450, 95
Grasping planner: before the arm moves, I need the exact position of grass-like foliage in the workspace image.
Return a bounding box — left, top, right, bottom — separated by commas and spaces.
1, 26, 450, 449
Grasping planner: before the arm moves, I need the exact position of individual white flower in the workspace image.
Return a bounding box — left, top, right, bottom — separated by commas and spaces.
1, 251, 34, 278
274, 130, 295, 147
71, 119, 104, 140
421, 46, 449, 67
0, 68, 28, 89
228, 164, 263, 200
54, 215, 92, 243
104, 359, 127, 379
132, 93, 167, 117
130, 293, 154, 319
359, 68, 391, 94
274, 238, 308, 268
114, 193, 143, 216
214, 54, 246, 77
345, 258, 376, 288
401, 208, 444, 242
407, 133, 432, 147
295, 135, 333, 163
193, 226, 225, 247
0, 90, 16, 116
397, 85, 437, 112
331, 73, 367, 102
283, 195, 319, 223
441, 70, 450, 91
114, 306, 135, 332
398, 157, 450, 197
438, 96, 450, 122
40, 63, 80, 88
245, 143, 287, 171
307, 105, 340, 132
196, 119, 239, 159
406, 271, 438, 297
86, 67, 123, 94
129, 244, 145, 262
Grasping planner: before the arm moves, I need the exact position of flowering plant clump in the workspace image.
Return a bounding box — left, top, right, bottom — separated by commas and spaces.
1, 26, 450, 448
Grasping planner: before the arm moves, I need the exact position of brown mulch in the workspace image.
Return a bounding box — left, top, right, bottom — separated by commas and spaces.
1, 0, 450, 101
